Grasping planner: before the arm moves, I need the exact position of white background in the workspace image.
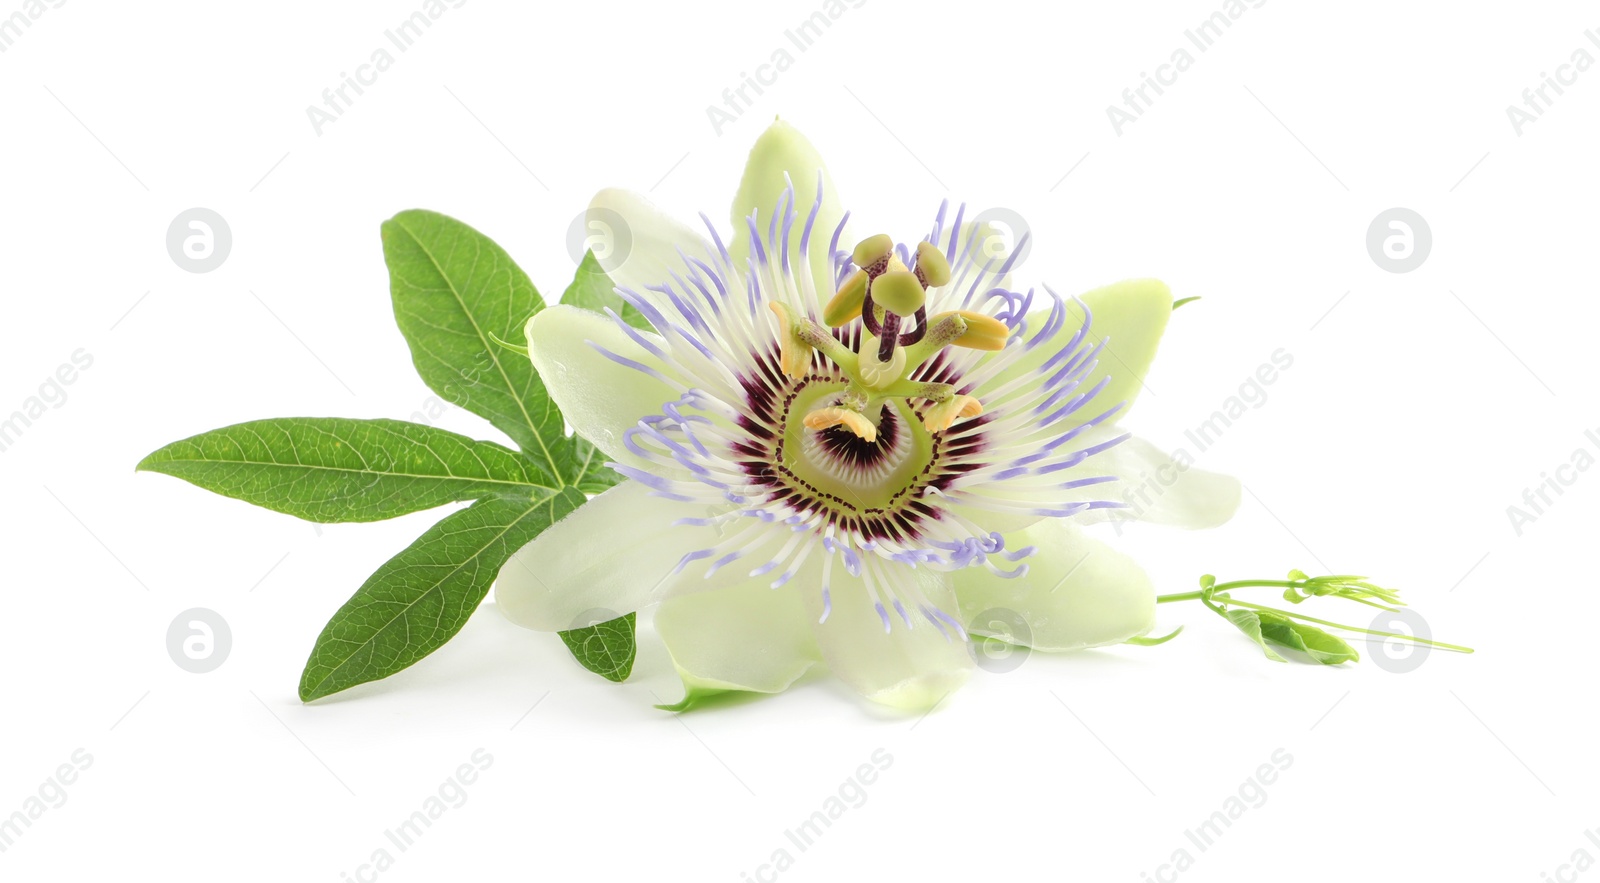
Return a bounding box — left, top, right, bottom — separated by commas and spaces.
2, 1, 1595, 880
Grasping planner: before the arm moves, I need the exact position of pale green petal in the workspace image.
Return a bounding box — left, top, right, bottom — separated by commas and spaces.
988, 279, 1173, 426
656, 575, 822, 699
728, 119, 846, 301
525, 304, 677, 466
1066, 429, 1241, 530
962, 428, 1240, 534
953, 519, 1155, 652
495, 480, 760, 631
959, 507, 1040, 536
586, 188, 711, 295
804, 569, 972, 711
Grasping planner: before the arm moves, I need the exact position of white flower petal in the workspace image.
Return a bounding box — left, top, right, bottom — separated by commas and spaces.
1068, 430, 1241, 530
586, 188, 713, 295
988, 279, 1173, 426
728, 120, 846, 301
803, 570, 972, 711
525, 304, 678, 467
656, 576, 822, 697
954, 519, 1155, 651
495, 480, 759, 631
961, 428, 1240, 534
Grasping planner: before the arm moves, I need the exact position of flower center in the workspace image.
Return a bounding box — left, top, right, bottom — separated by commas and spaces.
731, 370, 977, 545
770, 233, 1011, 444
785, 381, 931, 509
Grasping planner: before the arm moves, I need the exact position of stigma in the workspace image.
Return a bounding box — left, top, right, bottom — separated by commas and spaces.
774, 233, 1010, 441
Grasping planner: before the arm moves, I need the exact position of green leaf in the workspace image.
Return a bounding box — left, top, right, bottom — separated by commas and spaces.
1172, 296, 1202, 310
382, 209, 582, 484
299, 488, 585, 701
138, 417, 557, 523
558, 612, 637, 682
1258, 612, 1360, 665
1223, 609, 1286, 662
561, 249, 651, 331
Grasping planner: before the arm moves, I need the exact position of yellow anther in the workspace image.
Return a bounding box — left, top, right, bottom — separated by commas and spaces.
823, 269, 867, 326
872, 270, 926, 317
851, 233, 895, 270
768, 302, 813, 378
922, 394, 983, 433
932, 309, 1010, 351
914, 241, 951, 288
804, 406, 878, 442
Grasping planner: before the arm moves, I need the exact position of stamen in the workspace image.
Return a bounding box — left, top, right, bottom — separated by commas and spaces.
803, 406, 877, 442
929, 310, 1010, 351
922, 394, 983, 433
824, 269, 867, 326
768, 302, 813, 378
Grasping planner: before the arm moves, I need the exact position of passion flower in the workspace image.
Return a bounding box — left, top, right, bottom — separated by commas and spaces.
493, 121, 1239, 710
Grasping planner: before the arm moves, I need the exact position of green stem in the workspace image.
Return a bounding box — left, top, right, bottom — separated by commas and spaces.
1156, 590, 1204, 604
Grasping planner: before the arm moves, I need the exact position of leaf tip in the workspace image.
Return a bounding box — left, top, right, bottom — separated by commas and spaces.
134, 446, 172, 475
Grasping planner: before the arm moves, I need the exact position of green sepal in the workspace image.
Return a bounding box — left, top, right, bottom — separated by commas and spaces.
1124, 626, 1184, 647
1258, 612, 1360, 665
1224, 609, 1287, 662
654, 683, 735, 713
